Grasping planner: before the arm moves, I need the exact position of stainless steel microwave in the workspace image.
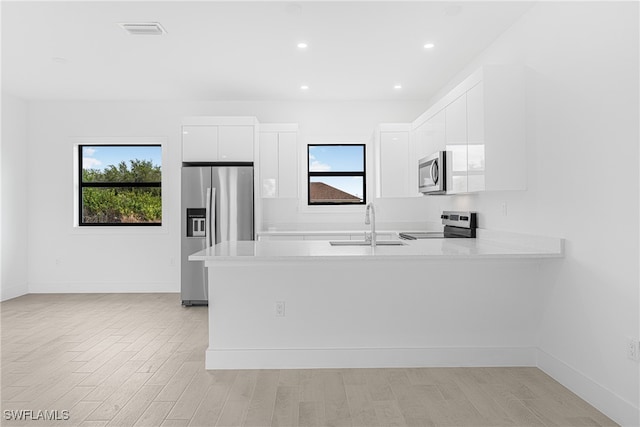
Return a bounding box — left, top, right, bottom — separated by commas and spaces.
418, 151, 448, 194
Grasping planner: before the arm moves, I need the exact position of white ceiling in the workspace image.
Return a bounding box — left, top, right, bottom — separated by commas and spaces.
1, 1, 534, 101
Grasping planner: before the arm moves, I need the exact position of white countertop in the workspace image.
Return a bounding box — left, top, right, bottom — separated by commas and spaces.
189, 232, 564, 262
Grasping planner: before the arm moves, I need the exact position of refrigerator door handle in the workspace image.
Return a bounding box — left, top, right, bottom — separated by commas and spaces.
208, 187, 217, 247
205, 187, 212, 248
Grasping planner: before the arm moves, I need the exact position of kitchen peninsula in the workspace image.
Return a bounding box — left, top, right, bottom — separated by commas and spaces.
190, 233, 563, 370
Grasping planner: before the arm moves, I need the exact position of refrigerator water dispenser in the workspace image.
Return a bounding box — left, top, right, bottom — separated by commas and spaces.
186, 208, 206, 237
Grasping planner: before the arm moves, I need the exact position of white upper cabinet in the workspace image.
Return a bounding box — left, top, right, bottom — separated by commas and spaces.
181, 117, 258, 162
445, 94, 468, 194
277, 132, 298, 198
419, 108, 445, 160
182, 125, 218, 162
374, 124, 413, 198
218, 126, 254, 161
466, 82, 486, 192
411, 65, 525, 194
480, 66, 526, 192
380, 131, 410, 197
259, 132, 278, 197
258, 124, 298, 199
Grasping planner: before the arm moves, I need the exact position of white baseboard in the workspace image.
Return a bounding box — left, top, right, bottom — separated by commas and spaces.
206, 346, 537, 370
537, 349, 640, 427
28, 281, 178, 294
0, 284, 28, 301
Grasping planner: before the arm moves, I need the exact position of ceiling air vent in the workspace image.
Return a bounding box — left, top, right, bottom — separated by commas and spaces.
119, 22, 167, 36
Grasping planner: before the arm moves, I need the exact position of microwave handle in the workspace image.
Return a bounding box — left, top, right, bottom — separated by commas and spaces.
430, 160, 439, 185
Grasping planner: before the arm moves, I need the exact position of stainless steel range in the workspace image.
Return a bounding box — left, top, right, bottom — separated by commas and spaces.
400, 211, 477, 240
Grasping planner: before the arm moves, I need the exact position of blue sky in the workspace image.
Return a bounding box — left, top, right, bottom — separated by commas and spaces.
308, 145, 364, 172
82, 146, 161, 170
309, 145, 364, 198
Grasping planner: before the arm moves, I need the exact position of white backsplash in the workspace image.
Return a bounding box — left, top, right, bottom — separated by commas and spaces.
260, 197, 442, 232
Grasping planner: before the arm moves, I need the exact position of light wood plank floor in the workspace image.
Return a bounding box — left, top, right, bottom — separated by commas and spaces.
1, 293, 617, 427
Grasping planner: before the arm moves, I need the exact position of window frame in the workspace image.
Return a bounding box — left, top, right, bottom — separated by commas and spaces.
78, 143, 163, 227
307, 143, 366, 206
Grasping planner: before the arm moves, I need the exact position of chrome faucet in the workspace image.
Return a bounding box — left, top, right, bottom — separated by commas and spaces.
364, 202, 376, 247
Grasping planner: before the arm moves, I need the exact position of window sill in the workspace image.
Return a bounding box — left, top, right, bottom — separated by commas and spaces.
297, 203, 368, 214
71, 224, 168, 235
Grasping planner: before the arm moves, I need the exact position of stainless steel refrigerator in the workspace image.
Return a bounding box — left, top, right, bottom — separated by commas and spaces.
181, 163, 254, 306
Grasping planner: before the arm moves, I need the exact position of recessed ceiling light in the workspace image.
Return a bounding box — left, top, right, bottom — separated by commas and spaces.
300, 85, 309, 90
51, 57, 68, 64
394, 84, 402, 90
297, 42, 308, 49
119, 22, 167, 36
424, 43, 435, 49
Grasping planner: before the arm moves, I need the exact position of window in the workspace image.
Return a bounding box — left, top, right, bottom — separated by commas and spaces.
79, 145, 162, 226
307, 144, 366, 205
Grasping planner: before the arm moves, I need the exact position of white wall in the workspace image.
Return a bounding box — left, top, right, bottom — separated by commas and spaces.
417, 2, 639, 425
25, 100, 426, 293
1, 93, 29, 301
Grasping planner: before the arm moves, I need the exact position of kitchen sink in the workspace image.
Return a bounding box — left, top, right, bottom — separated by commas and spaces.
329, 240, 405, 246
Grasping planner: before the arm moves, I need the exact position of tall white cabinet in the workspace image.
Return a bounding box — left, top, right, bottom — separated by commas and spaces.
181, 117, 258, 162
374, 124, 413, 198
259, 124, 298, 199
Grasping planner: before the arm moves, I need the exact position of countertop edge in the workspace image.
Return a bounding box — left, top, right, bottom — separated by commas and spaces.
189, 252, 563, 262
189, 231, 565, 262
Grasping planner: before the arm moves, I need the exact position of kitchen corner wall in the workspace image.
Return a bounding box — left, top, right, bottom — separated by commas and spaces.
24, 100, 426, 294
421, 2, 639, 425
1, 93, 29, 301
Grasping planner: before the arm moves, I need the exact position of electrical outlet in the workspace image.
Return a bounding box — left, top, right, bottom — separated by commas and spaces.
627, 337, 640, 361
275, 301, 286, 317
